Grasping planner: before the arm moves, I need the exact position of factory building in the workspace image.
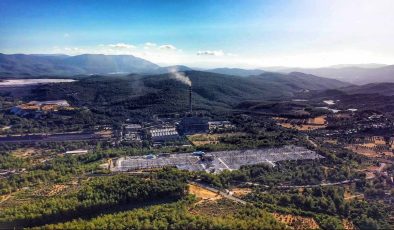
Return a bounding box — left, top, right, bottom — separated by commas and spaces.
176, 85, 209, 135
122, 124, 142, 142
177, 116, 209, 135
208, 121, 235, 131
150, 126, 180, 142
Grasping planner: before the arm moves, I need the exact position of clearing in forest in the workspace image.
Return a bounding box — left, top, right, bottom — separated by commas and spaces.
274, 116, 327, 131
272, 213, 319, 230
187, 133, 246, 146
188, 199, 241, 217
230, 187, 252, 198
188, 184, 222, 202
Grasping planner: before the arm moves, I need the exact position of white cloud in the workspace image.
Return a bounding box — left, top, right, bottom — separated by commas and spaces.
226, 53, 238, 57
145, 42, 157, 47
108, 43, 136, 49
61, 47, 85, 55
159, 44, 177, 50
197, 50, 225, 56
64, 47, 83, 52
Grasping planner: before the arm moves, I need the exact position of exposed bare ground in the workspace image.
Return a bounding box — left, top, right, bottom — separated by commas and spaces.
188, 199, 241, 218
346, 144, 388, 158
11, 148, 37, 158
188, 133, 246, 146
342, 219, 356, 230
273, 213, 319, 230
32, 184, 69, 197
188, 184, 222, 203
230, 187, 252, 198
274, 116, 327, 131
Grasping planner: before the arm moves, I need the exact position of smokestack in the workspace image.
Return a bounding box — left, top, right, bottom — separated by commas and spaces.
189, 85, 192, 114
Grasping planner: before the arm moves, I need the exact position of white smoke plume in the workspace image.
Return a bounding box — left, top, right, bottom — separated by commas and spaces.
169, 67, 191, 86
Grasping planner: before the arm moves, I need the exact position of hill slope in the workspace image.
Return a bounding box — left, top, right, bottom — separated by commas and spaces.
276, 65, 394, 84
0, 53, 160, 76
206, 68, 266, 77
28, 71, 350, 119
341, 83, 394, 96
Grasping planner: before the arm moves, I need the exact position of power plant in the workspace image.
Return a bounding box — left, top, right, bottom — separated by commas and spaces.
189, 85, 192, 114
177, 83, 209, 135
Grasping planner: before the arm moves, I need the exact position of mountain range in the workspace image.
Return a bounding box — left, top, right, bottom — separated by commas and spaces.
27, 70, 352, 116
0, 53, 392, 85
276, 65, 394, 84
0, 53, 160, 76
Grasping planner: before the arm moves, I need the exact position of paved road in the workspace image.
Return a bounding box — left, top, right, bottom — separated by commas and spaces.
245, 179, 361, 189
0, 133, 110, 143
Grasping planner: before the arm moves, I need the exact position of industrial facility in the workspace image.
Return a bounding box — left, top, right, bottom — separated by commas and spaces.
150, 126, 180, 142
111, 145, 323, 173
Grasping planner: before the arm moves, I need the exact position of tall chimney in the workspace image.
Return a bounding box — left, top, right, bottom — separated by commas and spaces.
189, 85, 192, 114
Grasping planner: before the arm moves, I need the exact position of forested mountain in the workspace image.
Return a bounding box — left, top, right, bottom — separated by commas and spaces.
27, 71, 351, 120
206, 68, 266, 76
276, 65, 394, 84
341, 83, 394, 96
0, 53, 160, 76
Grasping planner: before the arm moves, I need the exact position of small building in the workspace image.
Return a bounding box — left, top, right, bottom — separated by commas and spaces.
124, 124, 142, 132
123, 124, 142, 141
64, 150, 89, 155
208, 121, 235, 131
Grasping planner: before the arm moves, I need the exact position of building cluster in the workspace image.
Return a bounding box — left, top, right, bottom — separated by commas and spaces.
119, 117, 234, 145
208, 121, 235, 132
150, 126, 180, 142
10, 100, 72, 117
121, 124, 143, 141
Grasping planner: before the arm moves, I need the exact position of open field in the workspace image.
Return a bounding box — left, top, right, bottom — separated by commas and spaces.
230, 187, 252, 198
11, 148, 37, 158
32, 184, 69, 197
188, 199, 242, 217
11, 147, 54, 164
188, 184, 222, 202
274, 116, 327, 131
187, 133, 246, 146
346, 144, 394, 158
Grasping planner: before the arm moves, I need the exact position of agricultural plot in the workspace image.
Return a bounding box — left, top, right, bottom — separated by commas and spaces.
274, 116, 327, 131
346, 144, 393, 158
112, 145, 323, 173
188, 199, 242, 218
272, 213, 319, 230
187, 133, 246, 146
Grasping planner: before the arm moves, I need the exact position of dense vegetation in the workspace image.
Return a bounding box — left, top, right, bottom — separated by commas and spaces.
246, 187, 392, 230
0, 170, 187, 228
34, 199, 285, 230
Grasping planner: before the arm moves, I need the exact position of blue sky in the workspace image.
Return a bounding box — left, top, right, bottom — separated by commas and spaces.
1, 0, 393, 67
